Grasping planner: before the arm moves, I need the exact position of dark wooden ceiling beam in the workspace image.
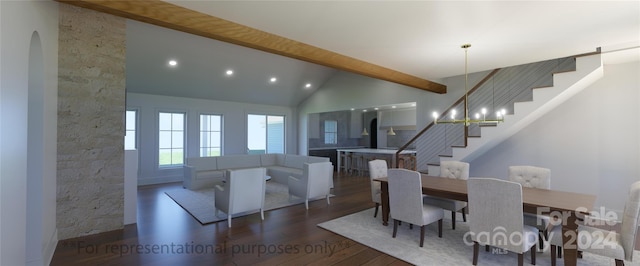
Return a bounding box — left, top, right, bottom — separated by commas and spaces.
56, 0, 446, 94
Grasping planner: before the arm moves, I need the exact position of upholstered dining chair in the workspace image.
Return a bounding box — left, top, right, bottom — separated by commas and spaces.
288, 162, 333, 209
549, 180, 640, 266
508, 165, 551, 250
387, 168, 444, 247
214, 167, 266, 228
467, 178, 538, 266
423, 160, 469, 230
368, 159, 388, 218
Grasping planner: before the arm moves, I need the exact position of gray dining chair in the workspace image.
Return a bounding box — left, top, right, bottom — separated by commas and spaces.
368, 159, 388, 218
549, 180, 640, 266
388, 168, 444, 247
423, 160, 469, 229
467, 178, 538, 266
508, 165, 551, 250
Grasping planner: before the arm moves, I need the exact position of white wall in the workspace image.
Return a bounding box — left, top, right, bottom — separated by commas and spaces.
468, 61, 640, 217
297, 71, 439, 154
127, 93, 297, 185
0, 1, 59, 265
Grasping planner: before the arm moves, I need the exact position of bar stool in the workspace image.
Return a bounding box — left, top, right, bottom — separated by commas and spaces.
350, 153, 364, 176
398, 155, 417, 171
339, 151, 351, 175
361, 153, 375, 176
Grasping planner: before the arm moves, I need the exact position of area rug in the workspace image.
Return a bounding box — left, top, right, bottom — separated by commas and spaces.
318, 208, 640, 266
166, 182, 330, 225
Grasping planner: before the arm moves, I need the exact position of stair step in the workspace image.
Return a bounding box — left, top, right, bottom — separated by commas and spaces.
438, 154, 453, 158
468, 135, 481, 138
452, 145, 466, 148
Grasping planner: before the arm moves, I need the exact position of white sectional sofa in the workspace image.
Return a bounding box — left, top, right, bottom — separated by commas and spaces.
183, 154, 331, 190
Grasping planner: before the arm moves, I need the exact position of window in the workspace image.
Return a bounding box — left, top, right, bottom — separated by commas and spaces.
158, 112, 184, 166
200, 114, 222, 157
247, 114, 284, 154
124, 109, 137, 150
324, 120, 337, 144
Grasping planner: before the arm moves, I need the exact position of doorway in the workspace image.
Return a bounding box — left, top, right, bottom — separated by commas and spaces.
370, 118, 377, 148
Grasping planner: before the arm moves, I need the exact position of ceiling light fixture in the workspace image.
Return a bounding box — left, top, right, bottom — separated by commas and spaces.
432, 44, 505, 126
388, 108, 396, 136
270, 77, 277, 83
225, 70, 233, 76
361, 110, 369, 136
305, 83, 311, 88
168, 60, 177, 67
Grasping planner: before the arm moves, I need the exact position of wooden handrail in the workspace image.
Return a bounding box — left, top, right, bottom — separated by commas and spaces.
394, 68, 501, 168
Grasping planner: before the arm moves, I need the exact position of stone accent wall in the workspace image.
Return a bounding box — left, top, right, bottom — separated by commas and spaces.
57, 4, 126, 240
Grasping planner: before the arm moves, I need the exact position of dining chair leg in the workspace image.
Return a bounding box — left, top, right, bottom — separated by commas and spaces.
485, 245, 490, 252
438, 219, 443, 238
419, 225, 425, 247
373, 203, 379, 217
409, 224, 413, 230
550, 245, 557, 266
451, 211, 457, 230
461, 207, 467, 222
615, 259, 624, 266
530, 245, 536, 265
392, 219, 399, 238
517, 253, 524, 266
538, 234, 544, 250
472, 242, 479, 265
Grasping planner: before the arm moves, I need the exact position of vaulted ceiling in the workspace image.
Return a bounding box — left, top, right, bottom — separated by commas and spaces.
61, 0, 640, 107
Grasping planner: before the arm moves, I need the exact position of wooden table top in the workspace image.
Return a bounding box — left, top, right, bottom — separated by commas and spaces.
375, 175, 597, 214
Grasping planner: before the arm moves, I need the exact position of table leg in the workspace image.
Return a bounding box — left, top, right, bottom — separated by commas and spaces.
562, 213, 579, 266
381, 181, 389, 226
336, 151, 342, 175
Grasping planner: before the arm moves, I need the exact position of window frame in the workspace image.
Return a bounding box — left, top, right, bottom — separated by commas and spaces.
157, 111, 186, 168
324, 120, 338, 145
199, 113, 223, 157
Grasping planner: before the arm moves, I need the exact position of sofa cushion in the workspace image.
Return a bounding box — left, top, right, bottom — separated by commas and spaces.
266, 165, 303, 184
186, 157, 217, 171
260, 154, 277, 166
196, 170, 225, 180
216, 154, 262, 169
275, 153, 287, 166
284, 155, 308, 169
308, 156, 330, 163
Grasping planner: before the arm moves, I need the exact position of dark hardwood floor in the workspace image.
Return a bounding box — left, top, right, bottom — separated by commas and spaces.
49, 171, 640, 265
51, 173, 411, 265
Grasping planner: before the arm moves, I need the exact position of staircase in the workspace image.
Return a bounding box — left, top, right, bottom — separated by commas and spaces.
422, 53, 603, 175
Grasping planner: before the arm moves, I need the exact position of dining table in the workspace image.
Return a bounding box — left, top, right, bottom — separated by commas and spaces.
336, 148, 416, 172
374, 175, 597, 266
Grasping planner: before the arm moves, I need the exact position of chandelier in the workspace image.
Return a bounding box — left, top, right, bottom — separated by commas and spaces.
432, 44, 506, 126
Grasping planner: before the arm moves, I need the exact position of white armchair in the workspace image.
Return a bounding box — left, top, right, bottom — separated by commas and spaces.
467, 178, 538, 266
423, 160, 469, 229
549, 181, 640, 266
368, 159, 388, 218
288, 162, 333, 209
214, 167, 266, 228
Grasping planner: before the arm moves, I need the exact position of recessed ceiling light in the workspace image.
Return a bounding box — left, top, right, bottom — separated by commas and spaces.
270, 77, 277, 83
168, 60, 177, 67
374, 107, 379, 110
392, 105, 397, 109
305, 83, 312, 88
225, 70, 233, 76
350, 108, 355, 111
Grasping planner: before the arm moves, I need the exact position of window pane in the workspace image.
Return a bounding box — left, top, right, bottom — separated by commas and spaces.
172, 132, 184, 148
172, 114, 184, 130
126, 110, 136, 130
211, 116, 221, 131
159, 131, 171, 149
172, 149, 184, 164
248, 114, 266, 152
159, 113, 171, 130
